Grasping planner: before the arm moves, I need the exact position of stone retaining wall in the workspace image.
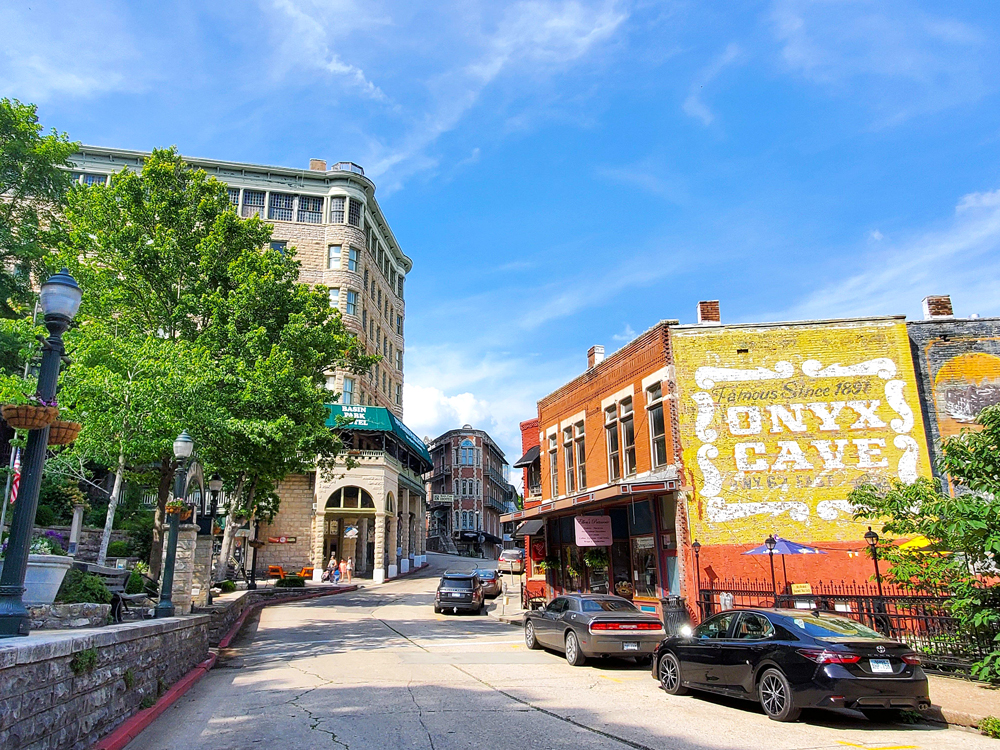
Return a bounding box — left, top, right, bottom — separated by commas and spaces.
0, 615, 209, 750
33, 527, 131, 562
200, 585, 345, 646
28, 603, 111, 630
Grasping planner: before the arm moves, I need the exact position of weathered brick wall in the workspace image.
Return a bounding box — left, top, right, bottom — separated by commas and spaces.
258, 474, 316, 574
0, 615, 209, 750
907, 317, 1000, 481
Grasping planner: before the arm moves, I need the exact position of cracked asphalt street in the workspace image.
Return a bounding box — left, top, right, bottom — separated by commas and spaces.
128, 553, 998, 749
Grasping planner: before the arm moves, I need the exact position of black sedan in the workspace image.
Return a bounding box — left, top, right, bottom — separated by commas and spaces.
652, 608, 930, 722
524, 594, 665, 666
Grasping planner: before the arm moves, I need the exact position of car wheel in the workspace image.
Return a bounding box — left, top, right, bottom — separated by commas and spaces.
758, 668, 801, 722
565, 631, 586, 667
657, 652, 689, 695
525, 621, 540, 650
861, 709, 903, 723
433, 606, 441, 614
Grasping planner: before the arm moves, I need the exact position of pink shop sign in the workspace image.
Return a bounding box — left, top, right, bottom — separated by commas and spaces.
574, 516, 612, 547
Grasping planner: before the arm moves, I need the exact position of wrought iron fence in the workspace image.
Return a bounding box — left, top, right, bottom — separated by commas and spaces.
698, 577, 997, 676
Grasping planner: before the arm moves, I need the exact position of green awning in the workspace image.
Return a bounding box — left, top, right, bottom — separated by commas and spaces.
326, 404, 432, 468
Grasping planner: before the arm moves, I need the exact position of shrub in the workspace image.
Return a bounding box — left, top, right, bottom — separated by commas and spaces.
56, 569, 112, 604
70, 648, 97, 675
29, 533, 66, 555
107, 540, 130, 558
125, 570, 145, 595
34, 504, 56, 527
981, 716, 1000, 738
275, 575, 305, 588
219, 580, 236, 593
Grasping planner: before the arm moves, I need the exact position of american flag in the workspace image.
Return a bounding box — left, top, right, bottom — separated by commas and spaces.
9, 449, 20, 505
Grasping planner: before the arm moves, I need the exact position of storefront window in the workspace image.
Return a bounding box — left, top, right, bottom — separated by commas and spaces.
631, 536, 658, 598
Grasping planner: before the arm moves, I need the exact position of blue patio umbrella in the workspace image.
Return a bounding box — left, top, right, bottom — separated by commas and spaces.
742, 537, 826, 595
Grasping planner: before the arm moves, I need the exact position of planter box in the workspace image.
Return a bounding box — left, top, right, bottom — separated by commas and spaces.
0, 554, 73, 605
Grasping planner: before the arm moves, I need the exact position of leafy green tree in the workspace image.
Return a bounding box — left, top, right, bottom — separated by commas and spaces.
56, 324, 212, 566
849, 404, 1000, 681
0, 100, 77, 332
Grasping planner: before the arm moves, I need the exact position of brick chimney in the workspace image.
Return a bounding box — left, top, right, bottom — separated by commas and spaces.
697, 300, 721, 324
922, 295, 954, 320
309, 158, 327, 172
587, 345, 605, 368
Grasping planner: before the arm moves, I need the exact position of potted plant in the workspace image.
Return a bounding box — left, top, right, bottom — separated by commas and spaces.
1, 395, 59, 430
0, 532, 73, 605
535, 555, 560, 572
165, 499, 192, 521
583, 548, 609, 569
47, 420, 82, 446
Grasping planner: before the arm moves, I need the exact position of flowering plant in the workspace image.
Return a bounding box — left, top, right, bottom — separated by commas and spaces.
29, 534, 67, 555
27, 395, 57, 408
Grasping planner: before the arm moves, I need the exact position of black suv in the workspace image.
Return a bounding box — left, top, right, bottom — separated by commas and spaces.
435, 570, 485, 615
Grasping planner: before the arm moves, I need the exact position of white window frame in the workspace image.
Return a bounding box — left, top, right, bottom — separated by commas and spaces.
647, 383, 668, 469
342, 377, 355, 405
329, 287, 340, 309
328, 245, 342, 270
346, 291, 358, 316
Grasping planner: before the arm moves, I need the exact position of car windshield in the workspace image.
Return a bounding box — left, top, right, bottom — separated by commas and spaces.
442, 578, 473, 590
476, 570, 496, 579
581, 599, 637, 613
787, 614, 884, 640
501, 551, 521, 559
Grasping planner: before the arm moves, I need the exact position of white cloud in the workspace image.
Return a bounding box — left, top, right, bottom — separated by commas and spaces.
612, 323, 637, 341
868, 229, 884, 241
773, 188, 1000, 321
0, 4, 142, 101
596, 159, 688, 204
770, 0, 992, 124
682, 43, 742, 126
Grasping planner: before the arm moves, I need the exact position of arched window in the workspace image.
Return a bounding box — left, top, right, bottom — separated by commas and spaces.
326, 486, 374, 509
386, 492, 395, 514
460, 438, 475, 465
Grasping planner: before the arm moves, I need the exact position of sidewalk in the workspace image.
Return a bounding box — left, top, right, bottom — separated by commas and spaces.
928, 675, 1000, 729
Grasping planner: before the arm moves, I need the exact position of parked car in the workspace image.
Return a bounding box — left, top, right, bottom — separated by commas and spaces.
523, 594, 665, 666
498, 548, 525, 574
652, 608, 930, 723
434, 570, 485, 615
475, 568, 502, 598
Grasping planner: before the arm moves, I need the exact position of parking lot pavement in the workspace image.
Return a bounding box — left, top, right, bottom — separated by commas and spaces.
128, 552, 997, 750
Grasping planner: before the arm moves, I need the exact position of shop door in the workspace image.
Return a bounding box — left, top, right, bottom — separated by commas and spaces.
610, 539, 633, 599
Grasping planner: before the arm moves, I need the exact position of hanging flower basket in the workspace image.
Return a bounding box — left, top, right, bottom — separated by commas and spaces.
165, 501, 192, 520
47, 420, 82, 446
2, 404, 59, 430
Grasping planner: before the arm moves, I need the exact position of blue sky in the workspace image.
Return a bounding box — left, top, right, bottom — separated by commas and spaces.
4, 1, 1000, 479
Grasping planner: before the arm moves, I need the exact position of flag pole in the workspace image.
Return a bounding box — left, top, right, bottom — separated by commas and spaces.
0, 448, 18, 535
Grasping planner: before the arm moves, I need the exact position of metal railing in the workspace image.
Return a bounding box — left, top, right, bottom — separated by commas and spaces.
698, 577, 998, 676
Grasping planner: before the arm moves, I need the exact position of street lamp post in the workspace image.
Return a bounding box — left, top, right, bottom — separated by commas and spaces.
155, 431, 194, 618
247, 520, 260, 590
208, 473, 223, 519
0, 270, 82, 638
765, 535, 778, 606
692, 540, 702, 619
865, 526, 884, 598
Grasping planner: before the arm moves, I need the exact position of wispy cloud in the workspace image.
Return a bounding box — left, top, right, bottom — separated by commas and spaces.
682, 42, 742, 126
597, 159, 688, 204
612, 323, 637, 341
770, 0, 993, 125
772, 188, 1000, 321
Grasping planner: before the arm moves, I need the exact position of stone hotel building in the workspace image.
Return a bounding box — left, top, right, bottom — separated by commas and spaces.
70, 148, 428, 582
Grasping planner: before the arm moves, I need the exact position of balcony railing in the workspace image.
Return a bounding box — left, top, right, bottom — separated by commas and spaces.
333, 162, 365, 176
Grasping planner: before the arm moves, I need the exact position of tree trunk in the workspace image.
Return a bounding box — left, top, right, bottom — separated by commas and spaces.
214, 473, 246, 582
96, 449, 126, 567
148, 455, 176, 580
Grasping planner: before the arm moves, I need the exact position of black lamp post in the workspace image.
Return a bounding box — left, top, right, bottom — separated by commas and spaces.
208, 472, 223, 520
765, 534, 777, 606
692, 540, 702, 619
865, 526, 884, 598
247, 520, 260, 590
0, 269, 82, 637
155, 431, 194, 618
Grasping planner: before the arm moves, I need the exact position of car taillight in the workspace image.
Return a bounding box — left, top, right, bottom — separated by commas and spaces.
590, 621, 664, 632
902, 654, 921, 665
797, 648, 861, 664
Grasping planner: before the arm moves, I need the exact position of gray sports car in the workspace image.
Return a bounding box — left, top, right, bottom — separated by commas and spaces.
523, 593, 665, 666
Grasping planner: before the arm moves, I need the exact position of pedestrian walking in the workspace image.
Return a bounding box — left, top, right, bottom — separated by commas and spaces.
346, 557, 354, 583
326, 555, 338, 583
339, 558, 348, 583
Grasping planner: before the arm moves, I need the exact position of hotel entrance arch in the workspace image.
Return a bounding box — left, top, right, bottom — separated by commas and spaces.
324, 486, 376, 574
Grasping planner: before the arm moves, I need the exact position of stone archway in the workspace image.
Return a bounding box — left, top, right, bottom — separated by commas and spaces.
323, 486, 377, 575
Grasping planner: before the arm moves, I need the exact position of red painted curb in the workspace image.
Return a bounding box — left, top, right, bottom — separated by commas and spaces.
92, 585, 358, 750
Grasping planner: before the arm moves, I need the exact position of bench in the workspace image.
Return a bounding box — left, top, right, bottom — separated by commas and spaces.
296, 566, 314, 579
267, 565, 286, 579
73, 562, 151, 622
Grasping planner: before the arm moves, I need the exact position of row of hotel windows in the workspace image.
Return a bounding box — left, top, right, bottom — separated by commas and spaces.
456, 511, 482, 530
333, 374, 403, 408
327, 287, 402, 366
453, 479, 482, 496
547, 382, 668, 497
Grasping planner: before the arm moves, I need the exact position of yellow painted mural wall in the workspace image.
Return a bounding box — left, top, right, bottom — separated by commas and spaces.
672, 319, 933, 546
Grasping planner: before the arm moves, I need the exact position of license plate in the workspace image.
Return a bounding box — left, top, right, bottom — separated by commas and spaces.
450, 592, 462, 598
870, 659, 892, 673
622, 641, 639, 651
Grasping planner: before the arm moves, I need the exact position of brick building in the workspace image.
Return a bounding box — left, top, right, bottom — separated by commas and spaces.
504, 326, 685, 619
424, 426, 513, 559
70, 148, 427, 583
907, 294, 1000, 486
